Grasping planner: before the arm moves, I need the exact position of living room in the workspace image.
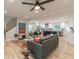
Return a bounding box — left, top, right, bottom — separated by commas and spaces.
4, 0, 74, 59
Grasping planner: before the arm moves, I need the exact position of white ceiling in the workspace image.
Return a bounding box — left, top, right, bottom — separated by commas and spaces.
4, 0, 74, 20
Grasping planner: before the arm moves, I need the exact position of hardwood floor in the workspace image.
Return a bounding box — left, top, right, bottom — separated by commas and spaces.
4, 42, 25, 59
47, 37, 74, 59
4, 37, 74, 59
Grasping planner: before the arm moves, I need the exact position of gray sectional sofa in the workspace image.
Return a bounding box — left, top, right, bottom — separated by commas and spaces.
27, 35, 59, 59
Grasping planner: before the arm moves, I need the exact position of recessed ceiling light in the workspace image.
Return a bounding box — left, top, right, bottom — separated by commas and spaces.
35, 11, 39, 13
9, 0, 14, 2
4, 11, 7, 14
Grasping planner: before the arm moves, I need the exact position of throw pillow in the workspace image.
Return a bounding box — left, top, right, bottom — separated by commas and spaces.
39, 38, 46, 44
33, 37, 40, 43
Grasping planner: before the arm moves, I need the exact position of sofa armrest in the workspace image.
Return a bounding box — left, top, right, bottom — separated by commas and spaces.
27, 40, 43, 59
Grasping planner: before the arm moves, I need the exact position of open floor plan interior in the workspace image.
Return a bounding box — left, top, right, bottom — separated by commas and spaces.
4, 0, 74, 59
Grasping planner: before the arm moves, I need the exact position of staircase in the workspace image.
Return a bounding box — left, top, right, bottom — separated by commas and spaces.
5, 15, 17, 40
5, 17, 17, 32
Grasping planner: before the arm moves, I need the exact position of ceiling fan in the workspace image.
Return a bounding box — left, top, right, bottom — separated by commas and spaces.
22, 0, 54, 11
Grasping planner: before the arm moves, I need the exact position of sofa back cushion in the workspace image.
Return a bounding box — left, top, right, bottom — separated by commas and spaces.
39, 35, 56, 44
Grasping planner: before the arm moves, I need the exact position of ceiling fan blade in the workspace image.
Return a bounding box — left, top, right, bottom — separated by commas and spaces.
40, 6, 45, 10
39, 0, 54, 5
22, 2, 35, 5
30, 7, 35, 11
